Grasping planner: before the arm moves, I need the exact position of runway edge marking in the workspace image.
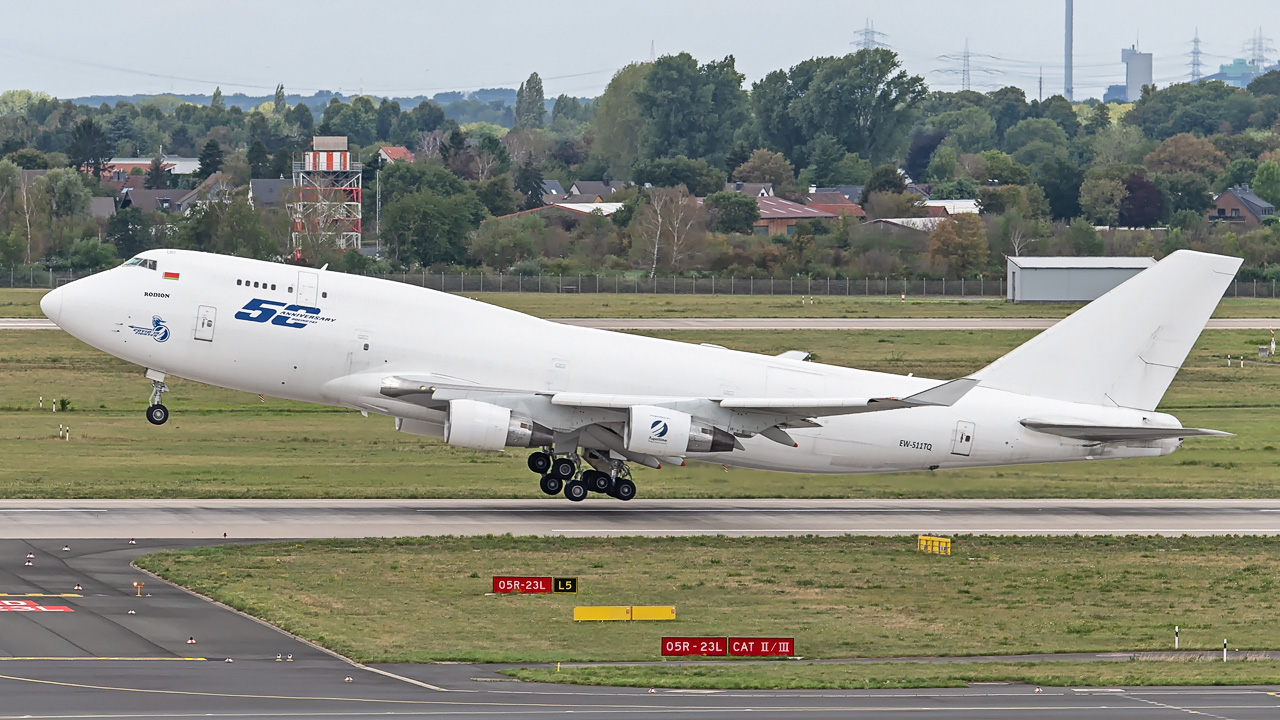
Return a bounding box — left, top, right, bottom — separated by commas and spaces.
128, 558, 459, 693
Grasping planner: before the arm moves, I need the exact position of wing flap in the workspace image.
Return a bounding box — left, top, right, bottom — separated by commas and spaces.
1021, 420, 1233, 442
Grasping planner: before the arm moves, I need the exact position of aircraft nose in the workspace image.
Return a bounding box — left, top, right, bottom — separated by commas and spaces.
40, 286, 63, 324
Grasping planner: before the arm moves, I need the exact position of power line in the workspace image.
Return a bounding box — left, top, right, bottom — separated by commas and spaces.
1190, 29, 1203, 82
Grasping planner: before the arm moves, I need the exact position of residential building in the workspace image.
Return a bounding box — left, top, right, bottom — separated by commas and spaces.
805, 191, 865, 219
569, 180, 629, 198
377, 146, 415, 164
865, 217, 945, 234
1209, 185, 1276, 229
753, 196, 835, 235
1007, 256, 1155, 303
723, 181, 774, 197
249, 178, 294, 210
490, 202, 625, 221
924, 199, 981, 215
106, 155, 200, 177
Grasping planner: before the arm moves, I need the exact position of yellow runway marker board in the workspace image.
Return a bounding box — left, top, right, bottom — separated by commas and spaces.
573, 606, 631, 621
631, 606, 676, 621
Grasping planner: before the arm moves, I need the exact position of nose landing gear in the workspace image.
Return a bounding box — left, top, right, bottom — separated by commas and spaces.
146, 377, 170, 426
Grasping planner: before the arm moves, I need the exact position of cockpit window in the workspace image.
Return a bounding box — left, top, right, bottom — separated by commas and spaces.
123, 257, 157, 270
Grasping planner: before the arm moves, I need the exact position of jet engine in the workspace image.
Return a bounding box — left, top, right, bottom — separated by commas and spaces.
444, 399, 553, 451
624, 405, 736, 456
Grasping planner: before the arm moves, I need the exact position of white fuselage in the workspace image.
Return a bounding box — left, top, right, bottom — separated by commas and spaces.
42, 249, 1182, 475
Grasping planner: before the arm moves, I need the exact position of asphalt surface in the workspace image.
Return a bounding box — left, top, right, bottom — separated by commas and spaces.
7, 498, 1280, 539
3, 539, 1280, 719
8, 316, 1280, 331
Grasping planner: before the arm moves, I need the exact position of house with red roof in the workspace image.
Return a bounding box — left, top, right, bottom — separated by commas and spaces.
377, 146, 416, 164
754, 196, 836, 235
805, 191, 866, 220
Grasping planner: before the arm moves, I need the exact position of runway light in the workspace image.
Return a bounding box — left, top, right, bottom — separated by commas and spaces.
24, 560, 32, 567
133, 581, 145, 597
74, 584, 81, 591
128, 610, 135, 615
344, 676, 353, 683
26, 553, 34, 559
62, 545, 70, 552
287, 654, 293, 661
225, 658, 234, 663
276, 654, 282, 662
187, 637, 196, 644
1035, 687, 1043, 694
128, 539, 136, 545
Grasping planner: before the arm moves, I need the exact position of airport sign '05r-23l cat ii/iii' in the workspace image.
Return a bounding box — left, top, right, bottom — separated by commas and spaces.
41, 249, 1239, 502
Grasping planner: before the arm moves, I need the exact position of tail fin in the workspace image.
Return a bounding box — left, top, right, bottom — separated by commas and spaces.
971, 250, 1242, 411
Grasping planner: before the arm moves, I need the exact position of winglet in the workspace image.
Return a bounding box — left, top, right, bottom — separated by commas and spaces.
902, 378, 979, 407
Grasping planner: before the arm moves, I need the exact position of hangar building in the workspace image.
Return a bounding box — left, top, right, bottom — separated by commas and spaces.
1006, 256, 1156, 303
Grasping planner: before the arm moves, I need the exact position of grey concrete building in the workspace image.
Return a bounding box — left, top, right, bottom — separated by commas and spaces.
1007, 256, 1156, 303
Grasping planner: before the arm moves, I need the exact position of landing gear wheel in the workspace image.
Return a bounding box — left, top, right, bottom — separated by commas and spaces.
582, 470, 612, 494
539, 474, 563, 496
527, 451, 552, 475
146, 404, 169, 426
550, 457, 577, 480
564, 480, 588, 502
612, 478, 636, 501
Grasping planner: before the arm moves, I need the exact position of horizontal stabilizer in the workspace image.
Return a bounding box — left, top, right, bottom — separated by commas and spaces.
1021, 420, 1233, 442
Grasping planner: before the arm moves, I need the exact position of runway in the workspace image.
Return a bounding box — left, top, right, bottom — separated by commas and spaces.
7, 316, 1280, 331
0, 539, 1278, 719
5, 498, 1280, 539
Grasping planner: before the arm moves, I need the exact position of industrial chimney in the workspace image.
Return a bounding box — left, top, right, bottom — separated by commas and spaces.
1065, 0, 1074, 101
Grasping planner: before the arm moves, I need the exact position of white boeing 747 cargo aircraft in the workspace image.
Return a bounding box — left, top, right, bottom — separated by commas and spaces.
41, 249, 1238, 501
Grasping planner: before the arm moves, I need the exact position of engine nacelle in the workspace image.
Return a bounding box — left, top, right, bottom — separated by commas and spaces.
625, 405, 735, 456
444, 399, 553, 451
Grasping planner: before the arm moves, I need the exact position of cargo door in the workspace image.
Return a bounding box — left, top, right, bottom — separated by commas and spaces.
348, 329, 372, 373
194, 305, 217, 342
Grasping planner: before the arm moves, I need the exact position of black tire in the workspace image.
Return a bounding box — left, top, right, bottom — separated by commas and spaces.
551, 457, 576, 480
527, 452, 552, 474
539, 475, 563, 496
564, 480, 588, 502
146, 404, 169, 426
583, 470, 612, 493
613, 478, 636, 501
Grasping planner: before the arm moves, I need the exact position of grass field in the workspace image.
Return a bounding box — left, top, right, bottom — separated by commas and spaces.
6, 287, 1280, 319
136, 535, 1280, 671
504, 660, 1280, 690
3, 328, 1280, 499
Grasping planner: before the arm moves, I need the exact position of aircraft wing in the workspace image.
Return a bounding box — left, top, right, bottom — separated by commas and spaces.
1020, 420, 1233, 442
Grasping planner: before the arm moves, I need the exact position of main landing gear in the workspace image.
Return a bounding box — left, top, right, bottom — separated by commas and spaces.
528, 450, 636, 502
146, 377, 170, 426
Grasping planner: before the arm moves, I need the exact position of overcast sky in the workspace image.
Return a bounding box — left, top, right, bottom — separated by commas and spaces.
1, 1, 1276, 101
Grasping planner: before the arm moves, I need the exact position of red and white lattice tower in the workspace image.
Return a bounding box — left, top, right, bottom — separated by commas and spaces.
291, 136, 362, 251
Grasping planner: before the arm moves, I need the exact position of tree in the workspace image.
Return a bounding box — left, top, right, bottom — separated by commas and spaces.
634, 155, 727, 197
473, 133, 511, 181
1090, 123, 1152, 167
1084, 102, 1112, 135
1066, 217, 1103, 254
704, 190, 760, 234
197, 139, 224, 180
1154, 172, 1213, 215
929, 214, 989, 278
905, 131, 947, 181
1035, 95, 1081, 138
66, 118, 112, 178
859, 164, 907, 203
1078, 176, 1127, 226
788, 49, 927, 162
930, 107, 996, 153
987, 86, 1028, 139
1124, 81, 1255, 140
1252, 160, 1280, 207
107, 207, 150, 258
1143, 133, 1229, 176
210, 86, 225, 112
634, 53, 748, 168
383, 190, 484, 266
805, 133, 850, 187
246, 140, 270, 179
273, 84, 287, 115
1118, 173, 1165, 227
632, 185, 704, 276
730, 150, 797, 199
512, 157, 545, 211
592, 63, 651, 177
473, 175, 518, 216
1218, 158, 1258, 191
926, 145, 958, 182
1249, 71, 1280, 97
144, 156, 171, 189
1003, 117, 1069, 153
513, 72, 546, 130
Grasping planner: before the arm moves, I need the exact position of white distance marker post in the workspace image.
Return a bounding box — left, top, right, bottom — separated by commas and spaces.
1175, 626, 1179, 650
1224, 639, 1227, 662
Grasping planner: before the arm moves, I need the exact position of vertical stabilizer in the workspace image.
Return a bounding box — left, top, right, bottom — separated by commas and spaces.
971, 250, 1241, 410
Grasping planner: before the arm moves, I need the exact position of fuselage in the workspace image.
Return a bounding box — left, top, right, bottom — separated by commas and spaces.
42, 249, 1182, 475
